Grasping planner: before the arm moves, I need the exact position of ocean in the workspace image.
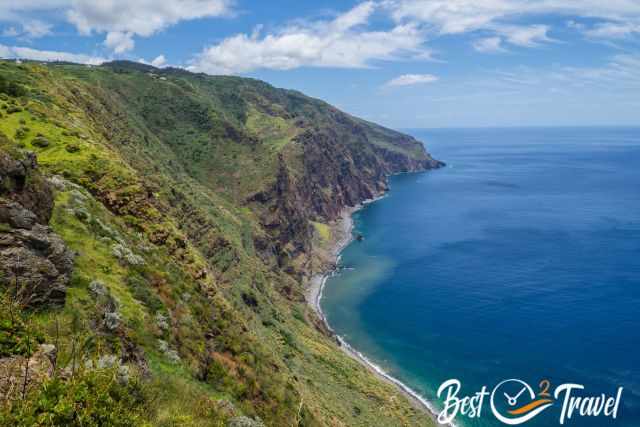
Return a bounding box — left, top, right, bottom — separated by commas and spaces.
320, 127, 640, 427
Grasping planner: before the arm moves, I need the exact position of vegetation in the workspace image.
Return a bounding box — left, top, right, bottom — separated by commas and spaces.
0, 59, 436, 426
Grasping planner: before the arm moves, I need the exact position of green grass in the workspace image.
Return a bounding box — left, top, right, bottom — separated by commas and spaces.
311, 221, 331, 244
245, 106, 299, 152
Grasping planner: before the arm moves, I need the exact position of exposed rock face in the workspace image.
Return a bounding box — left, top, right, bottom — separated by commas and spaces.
0, 151, 53, 224
0, 149, 74, 309
249, 124, 443, 272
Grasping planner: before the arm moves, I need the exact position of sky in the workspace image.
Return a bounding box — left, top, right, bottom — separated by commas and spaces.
0, 0, 639, 128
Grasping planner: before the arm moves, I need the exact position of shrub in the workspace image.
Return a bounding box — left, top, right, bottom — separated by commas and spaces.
0, 294, 45, 357
66, 143, 81, 153
0, 369, 147, 426
0, 75, 27, 98
31, 136, 50, 148
14, 127, 29, 140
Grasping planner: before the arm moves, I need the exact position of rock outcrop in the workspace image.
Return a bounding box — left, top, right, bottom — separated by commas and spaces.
0, 148, 74, 309
249, 124, 444, 273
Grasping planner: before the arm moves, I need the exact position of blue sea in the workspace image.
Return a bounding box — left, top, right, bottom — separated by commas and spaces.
321, 127, 640, 427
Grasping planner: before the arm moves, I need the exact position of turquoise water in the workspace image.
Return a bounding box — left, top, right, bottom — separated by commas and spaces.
321, 127, 640, 427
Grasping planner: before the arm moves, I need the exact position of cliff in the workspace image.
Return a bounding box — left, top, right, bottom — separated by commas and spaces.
0, 59, 441, 426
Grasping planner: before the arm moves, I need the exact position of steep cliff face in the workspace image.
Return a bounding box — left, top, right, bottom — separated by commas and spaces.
0, 60, 439, 427
251, 123, 443, 273
0, 146, 74, 309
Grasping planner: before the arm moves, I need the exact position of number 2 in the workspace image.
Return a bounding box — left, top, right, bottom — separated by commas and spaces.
539, 379, 551, 397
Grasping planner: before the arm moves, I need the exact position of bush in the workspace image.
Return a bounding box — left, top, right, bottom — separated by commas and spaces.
31, 136, 50, 148
0, 369, 147, 426
66, 143, 81, 153
14, 127, 29, 140
0, 75, 27, 98
0, 294, 45, 357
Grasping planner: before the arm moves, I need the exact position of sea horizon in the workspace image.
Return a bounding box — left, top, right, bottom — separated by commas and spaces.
403, 125, 640, 131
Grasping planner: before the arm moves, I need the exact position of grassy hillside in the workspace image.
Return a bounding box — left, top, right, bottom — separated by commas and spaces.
0, 59, 440, 427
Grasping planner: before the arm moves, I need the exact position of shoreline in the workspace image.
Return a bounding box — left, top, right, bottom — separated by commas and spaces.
306, 194, 453, 427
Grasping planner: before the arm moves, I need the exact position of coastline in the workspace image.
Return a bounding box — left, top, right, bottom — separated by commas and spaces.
306, 194, 452, 427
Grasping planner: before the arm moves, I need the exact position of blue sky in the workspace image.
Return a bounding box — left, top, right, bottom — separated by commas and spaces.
1, 1, 639, 128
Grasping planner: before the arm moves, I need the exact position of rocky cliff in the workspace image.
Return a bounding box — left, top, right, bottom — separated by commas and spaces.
0, 145, 74, 309
251, 121, 443, 275
0, 59, 440, 427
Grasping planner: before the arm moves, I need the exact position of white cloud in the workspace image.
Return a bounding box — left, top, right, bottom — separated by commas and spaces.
496, 25, 552, 47
386, 0, 640, 43
583, 22, 640, 39
151, 54, 166, 67
560, 54, 640, 88
138, 54, 169, 67
104, 31, 134, 53
1, 0, 233, 53
0, 1, 69, 21
1, 20, 52, 39
66, 0, 232, 37
386, 0, 519, 34
189, 2, 429, 74
473, 36, 505, 53
472, 25, 551, 53
489, 54, 640, 91
69, 0, 233, 53
22, 20, 52, 38
1, 26, 20, 37
385, 73, 438, 86
0, 44, 105, 64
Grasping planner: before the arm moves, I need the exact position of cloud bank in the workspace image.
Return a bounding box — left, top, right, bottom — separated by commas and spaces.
1, 0, 233, 53
189, 2, 428, 74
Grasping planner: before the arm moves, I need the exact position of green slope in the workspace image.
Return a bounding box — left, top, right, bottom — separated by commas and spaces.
0, 59, 440, 427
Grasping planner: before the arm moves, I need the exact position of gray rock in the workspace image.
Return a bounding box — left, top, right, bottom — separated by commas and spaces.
47, 175, 67, 191
39, 344, 57, 365
0, 150, 73, 309
0, 201, 37, 229
104, 311, 121, 331
155, 312, 170, 331
215, 399, 237, 418
88, 280, 108, 298
96, 354, 118, 369
227, 416, 265, 427
0, 224, 74, 309
117, 364, 130, 385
